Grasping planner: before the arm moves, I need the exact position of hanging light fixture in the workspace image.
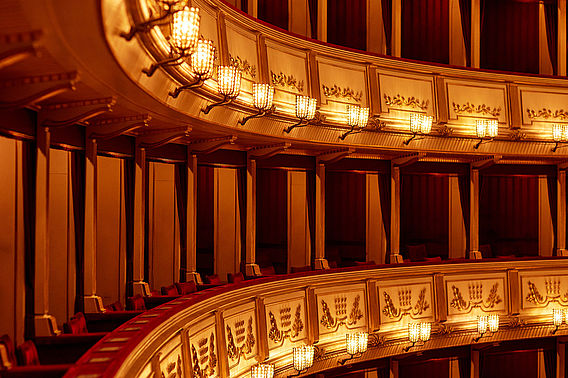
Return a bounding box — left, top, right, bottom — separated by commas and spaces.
473, 119, 498, 149
284, 95, 318, 133
169, 39, 216, 98
142, 6, 201, 77
552, 124, 568, 152
120, 0, 188, 41
288, 345, 315, 377
251, 363, 274, 378
474, 314, 499, 342
404, 113, 433, 145
339, 106, 370, 140
201, 65, 242, 114
238, 84, 275, 126
404, 322, 431, 352
338, 332, 368, 365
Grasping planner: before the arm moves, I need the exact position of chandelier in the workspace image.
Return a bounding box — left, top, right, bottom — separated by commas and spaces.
552, 123, 568, 152
120, 0, 189, 41
284, 95, 318, 133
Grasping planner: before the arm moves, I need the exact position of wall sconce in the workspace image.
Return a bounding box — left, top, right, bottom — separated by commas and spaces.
251, 363, 274, 378
201, 65, 242, 114
474, 119, 498, 149
288, 345, 314, 377
238, 84, 275, 126
339, 106, 369, 140
404, 322, 431, 352
284, 95, 318, 133
142, 6, 200, 77
338, 332, 368, 365
552, 124, 568, 152
551, 308, 568, 334
169, 39, 216, 98
120, 0, 186, 41
404, 113, 432, 145
474, 314, 499, 342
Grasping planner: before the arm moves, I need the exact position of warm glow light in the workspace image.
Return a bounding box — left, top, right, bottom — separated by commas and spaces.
190, 39, 215, 78
408, 323, 420, 343
488, 314, 499, 333
293, 345, 314, 372
563, 309, 568, 325
476, 120, 487, 138
477, 315, 488, 335
217, 66, 241, 98
251, 363, 274, 378
486, 119, 498, 138
419, 322, 431, 342
358, 107, 369, 128
553, 124, 568, 142
476, 119, 498, 139
357, 332, 368, 353
295, 95, 317, 120
554, 309, 564, 327
170, 7, 200, 53
347, 105, 360, 127
345, 332, 368, 356
410, 114, 432, 134
252, 84, 274, 111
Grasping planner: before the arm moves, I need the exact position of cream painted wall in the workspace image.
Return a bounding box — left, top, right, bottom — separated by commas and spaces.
287, 171, 310, 270
48, 148, 76, 326
148, 162, 180, 291
96, 156, 126, 306
0, 137, 25, 343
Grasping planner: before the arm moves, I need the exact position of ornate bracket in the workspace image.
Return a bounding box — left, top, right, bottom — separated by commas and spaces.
201, 95, 234, 115
188, 135, 236, 154
142, 51, 190, 77
137, 126, 192, 149
0, 30, 42, 71
40, 97, 116, 128
392, 152, 426, 167
87, 114, 151, 140
248, 142, 291, 160
317, 147, 354, 164
120, 1, 184, 41
0, 72, 78, 110
238, 105, 275, 126
284, 111, 326, 133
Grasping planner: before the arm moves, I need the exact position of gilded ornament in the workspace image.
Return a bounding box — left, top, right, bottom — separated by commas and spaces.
449, 282, 502, 312
367, 116, 386, 131
320, 299, 337, 329
527, 108, 568, 120
320, 295, 363, 330
321, 84, 362, 102
229, 54, 256, 78
438, 125, 453, 136
268, 305, 304, 344
526, 279, 568, 306
226, 317, 256, 363
382, 288, 430, 320
270, 71, 304, 92
510, 129, 526, 141
347, 295, 363, 325
191, 333, 216, 378
452, 101, 500, 117
384, 93, 429, 110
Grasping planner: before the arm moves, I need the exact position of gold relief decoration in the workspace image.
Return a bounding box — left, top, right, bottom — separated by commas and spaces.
368, 333, 385, 347
267, 304, 304, 345
161, 354, 183, 378
270, 71, 304, 93
191, 333, 216, 378
367, 115, 386, 131
226, 317, 256, 363
229, 54, 256, 79
509, 129, 526, 141
452, 102, 501, 117
449, 282, 502, 312
507, 316, 526, 328
527, 108, 568, 120
381, 288, 430, 320
384, 93, 429, 111
438, 125, 453, 137
321, 84, 362, 102
320, 295, 364, 331
526, 279, 568, 306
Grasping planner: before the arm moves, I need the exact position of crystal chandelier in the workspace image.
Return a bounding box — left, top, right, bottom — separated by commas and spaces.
474, 119, 498, 149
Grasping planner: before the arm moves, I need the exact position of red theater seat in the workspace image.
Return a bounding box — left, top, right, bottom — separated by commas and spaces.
161, 284, 179, 296
127, 295, 147, 311
0, 335, 17, 368
260, 266, 276, 276
290, 265, 311, 273
16, 341, 39, 366
175, 281, 197, 295
205, 274, 221, 284
63, 313, 88, 335
228, 272, 244, 283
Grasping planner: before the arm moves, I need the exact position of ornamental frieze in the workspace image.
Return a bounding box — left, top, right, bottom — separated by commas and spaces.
452, 101, 500, 117
525, 278, 568, 306
321, 84, 362, 102
382, 287, 430, 320
226, 316, 255, 363
191, 333, 216, 378
319, 294, 364, 331
229, 54, 256, 79
267, 304, 304, 345
526, 108, 568, 120
449, 282, 502, 312
270, 70, 304, 93
384, 93, 429, 110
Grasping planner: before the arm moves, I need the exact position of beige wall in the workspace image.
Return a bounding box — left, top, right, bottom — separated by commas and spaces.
0, 137, 25, 343
287, 171, 311, 270
96, 156, 127, 306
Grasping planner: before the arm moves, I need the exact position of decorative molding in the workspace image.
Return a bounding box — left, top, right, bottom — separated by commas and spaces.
525, 279, 568, 306
267, 304, 304, 345
527, 108, 568, 120
438, 125, 453, 137
229, 54, 256, 79
382, 288, 430, 320
192, 333, 217, 378
367, 116, 386, 131
226, 317, 255, 363
270, 70, 304, 93
320, 295, 363, 330
449, 282, 502, 312
509, 129, 526, 141
321, 84, 362, 102
384, 93, 428, 110
452, 102, 500, 117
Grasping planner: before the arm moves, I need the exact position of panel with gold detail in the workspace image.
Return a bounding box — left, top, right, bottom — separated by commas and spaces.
225, 19, 259, 97
223, 302, 258, 376
444, 274, 507, 320
376, 278, 434, 328
187, 317, 218, 378
519, 273, 568, 313
315, 284, 367, 339
264, 292, 307, 357
154, 333, 186, 378
517, 86, 568, 140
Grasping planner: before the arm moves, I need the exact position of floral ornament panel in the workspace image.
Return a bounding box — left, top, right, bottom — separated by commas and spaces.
445, 277, 506, 316
521, 275, 568, 309
383, 93, 429, 111
271, 71, 304, 93
225, 315, 257, 369
378, 282, 433, 324
526, 108, 568, 121
452, 101, 501, 117
229, 54, 256, 79
317, 290, 367, 334
156, 334, 185, 378
190, 333, 217, 378
265, 298, 306, 348
322, 84, 362, 102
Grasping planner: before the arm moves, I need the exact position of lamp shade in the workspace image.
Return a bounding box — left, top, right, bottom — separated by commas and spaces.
217, 66, 241, 98
358, 107, 369, 128
295, 95, 317, 120
477, 315, 488, 335
171, 7, 200, 53
293, 345, 314, 371
553, 124, 568, 142
486, 119, 498, 138
476, 119, 487, 138
347, 105, 360, 127
408, 323, 420, 343
554, 308, 564, 327
410, 113, 422, 133
420, 115, 433, 134
346, 333, 359, 355
419, 322, 431, 342
191, 39, 215, 78
488, 314, 499, 333
251, 363, 274, 378
252, 84, 274, 111
476, 119, 498, 138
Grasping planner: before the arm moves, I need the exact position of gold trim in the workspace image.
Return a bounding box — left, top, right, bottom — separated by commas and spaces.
229, 54, 256, 79
384, 93, 428, 110
526, 279, 568, 306
320, 295, 364, 331
267, 304, 304, 345
527, 108, 568, 120
270, 70, 304, 93
452, 102, 500, 117
449, 282, 502, 312
226, 317, 255, 363
381, 288, 430, 320
322, 84, 362, 102
191, 332, 216, 378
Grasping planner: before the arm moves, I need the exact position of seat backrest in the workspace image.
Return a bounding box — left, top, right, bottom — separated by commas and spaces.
161, 284, 179, 296
17, 340, 39, 366
128, 294, 147, 311
0, 334, 17, 367
205, 274, 221, 285
290, 265, 311, 274
407, 244, 427, 261
228, 272, 244, 283
175, 281, 197, 295
260, 265, 276, 276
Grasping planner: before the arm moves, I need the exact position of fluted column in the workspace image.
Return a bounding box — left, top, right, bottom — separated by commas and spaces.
469, 168, 481, 259
314, 162, 328, 269
245, 158, 260, 276
185, 152, 200, 282
132, 145, 149, 295
390, 165, 402, 263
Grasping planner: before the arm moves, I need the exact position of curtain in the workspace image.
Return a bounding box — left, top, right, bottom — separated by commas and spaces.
237, 167, 247, 272
327, 0, 366, 50
481, 0, 539, 74
458, 174, 470, 252
402, 0, 450, 64
308, 0, 318, 39
23, 140, 36, 340
174, 164, 187, 282
459, 0, 471, 66
378, 170, 391, 255
124, 159, 135, 299
240, 0, 248, 13
307, 170, 316, 266
547, 175, 557, 252
197, 166, 214, 275
544, 347, 556, 378
258, 0, 288, 30
71, 151, 85, 314
544, 0, 558, 74
381, 0, 392, 54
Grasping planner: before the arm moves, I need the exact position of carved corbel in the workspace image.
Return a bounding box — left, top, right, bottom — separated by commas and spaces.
137, 126, 192, 149
0, 72, 78, 110
40, 97, 116, 128
471, 155, 501, 169
87, 114, 151, 140
317, 147, 354, 164
0, 30, 42, 71
392, 152, 426, 167
188, 135, 237, 154
248, 142, 291, 160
